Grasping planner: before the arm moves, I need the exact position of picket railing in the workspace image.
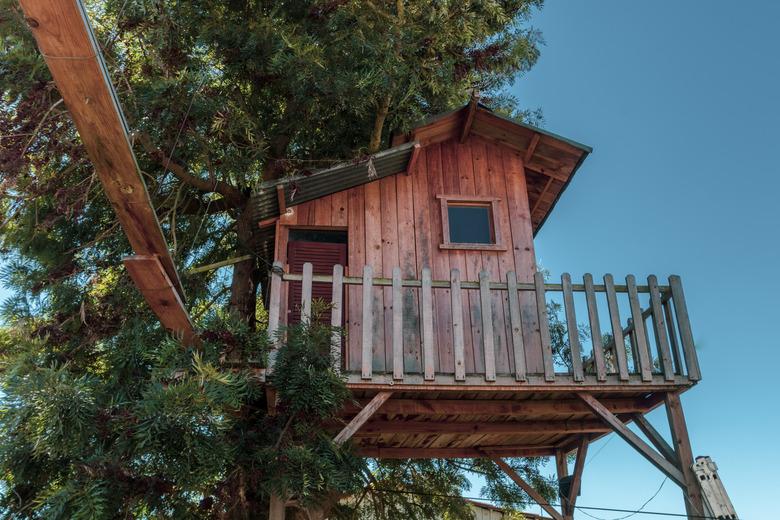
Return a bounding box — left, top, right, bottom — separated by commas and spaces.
266, 261, 701, 386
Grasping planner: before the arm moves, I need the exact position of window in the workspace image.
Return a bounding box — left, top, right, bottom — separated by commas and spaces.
438, 195, 506, 251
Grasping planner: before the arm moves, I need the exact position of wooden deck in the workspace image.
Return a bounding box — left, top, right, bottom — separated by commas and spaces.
266, 261, 701, 386
265, 261, 701, 458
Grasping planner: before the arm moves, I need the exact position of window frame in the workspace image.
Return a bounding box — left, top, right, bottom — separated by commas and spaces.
437, 194, 506, 251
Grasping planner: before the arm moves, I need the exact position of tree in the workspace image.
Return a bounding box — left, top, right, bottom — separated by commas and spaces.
0, 0, 552, 518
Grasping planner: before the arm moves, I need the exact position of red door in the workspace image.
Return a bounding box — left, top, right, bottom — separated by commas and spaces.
287, 239, 347, 324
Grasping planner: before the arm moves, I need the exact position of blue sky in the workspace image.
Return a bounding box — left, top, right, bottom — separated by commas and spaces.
509, 1, 779, 518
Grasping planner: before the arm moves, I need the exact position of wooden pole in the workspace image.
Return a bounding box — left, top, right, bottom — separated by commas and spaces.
269, 495, 286, 520
664, 392, 705, 518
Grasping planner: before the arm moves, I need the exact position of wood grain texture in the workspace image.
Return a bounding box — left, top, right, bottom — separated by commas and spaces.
18, 1, 185, 303
583, 273, 607, 381
647, 275, 675, 380
604, 274, 630, 380
450, 269, 466, 381
669, 276, 701, 381
626, 275, 653, 381
561, 273, 584, 381
330, 264, 344, 372
333, 391, 392, 445
490, 457, 563, 520
123, 255, 195, 345
361, 265, 374, 380
534, 271, 555, 381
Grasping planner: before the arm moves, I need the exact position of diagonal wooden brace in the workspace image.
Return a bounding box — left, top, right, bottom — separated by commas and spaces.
632, 413, 679, 467
489, 455, 563, 520
578, 393, 686, 489
334, 391, 392, 445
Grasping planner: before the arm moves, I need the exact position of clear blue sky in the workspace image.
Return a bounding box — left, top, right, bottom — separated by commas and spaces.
506, 1, 779, 518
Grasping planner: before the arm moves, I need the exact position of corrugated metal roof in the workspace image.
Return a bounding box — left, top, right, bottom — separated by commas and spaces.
251, 140, 417, 225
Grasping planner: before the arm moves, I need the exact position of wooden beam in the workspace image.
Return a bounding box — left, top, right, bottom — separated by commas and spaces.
333, 391, 392, 445
530, 177, 554, 218
269, 495, 286, 520
664, 392, 705, 517
19, 0, 184, 299
352, 419, 610, 436
524, 134, 541, 164
554, 449, 569, 518
358, 446, 555, 459
258, 216, 279, 229
123, 255, 196, 346
577, 393, 686, 488
343, 397, 650, 417
460, 96, 478, 143
490, 456, 564, 520
632, 413, 679, 466
567, 438, 589, 518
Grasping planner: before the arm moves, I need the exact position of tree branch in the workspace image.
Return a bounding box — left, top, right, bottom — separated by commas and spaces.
135, 132, 247, 207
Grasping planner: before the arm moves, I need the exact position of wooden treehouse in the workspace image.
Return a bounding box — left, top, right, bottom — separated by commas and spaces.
254, 103, 705, 519
20, 2, 707, 518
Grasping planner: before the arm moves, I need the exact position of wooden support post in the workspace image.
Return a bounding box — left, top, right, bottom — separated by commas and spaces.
555, 449, 570, 518
333, 391, 392, 445
567, 438, 589, 519
578, 393, 686, 488
490, 456, 564, 520
665, 392, 705, 518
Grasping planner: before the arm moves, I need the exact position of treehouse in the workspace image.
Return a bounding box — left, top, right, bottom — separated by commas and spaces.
21, 2, 707, 517
253, 102, 705, 519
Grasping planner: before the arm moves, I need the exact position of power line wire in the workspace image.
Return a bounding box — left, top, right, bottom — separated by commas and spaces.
575, 477, 667, 520
368, 487, 724, 520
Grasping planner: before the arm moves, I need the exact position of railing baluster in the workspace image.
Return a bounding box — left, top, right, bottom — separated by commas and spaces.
627, 318, 639, 374
627, 275, 653, 381
361, 265, 373, 380
421, 267, 435, 381
584, 273, 607, 381
450, 269, 466, 381
506, 271, 527, 382
534, 271, 555, 382
266, 261, 283, 373
647, 275, 675, 381
663, 298, 683, 375
479, 270, 497, 382
330, 264, 344, 374
604, 274, 629, 380
392, 267, 404, 381
301, 262, 313, 323
669, 275, 701, 381
562, 273, 584, 382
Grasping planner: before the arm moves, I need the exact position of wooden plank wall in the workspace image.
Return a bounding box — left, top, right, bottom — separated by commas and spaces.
276, 135, 542, 377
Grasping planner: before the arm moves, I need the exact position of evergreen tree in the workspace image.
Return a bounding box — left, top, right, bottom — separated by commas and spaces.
0, 1, 555, 517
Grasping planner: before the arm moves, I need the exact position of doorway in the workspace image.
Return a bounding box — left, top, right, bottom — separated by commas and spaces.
286, 229, 347, 324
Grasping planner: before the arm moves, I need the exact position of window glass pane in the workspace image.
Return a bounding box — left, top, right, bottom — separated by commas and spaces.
447, 204, 493, 244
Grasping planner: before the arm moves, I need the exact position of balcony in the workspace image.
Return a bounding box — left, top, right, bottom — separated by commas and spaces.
266, 262, 701, 390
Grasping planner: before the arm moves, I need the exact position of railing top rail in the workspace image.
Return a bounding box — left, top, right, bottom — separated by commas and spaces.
278, 270, 671, 294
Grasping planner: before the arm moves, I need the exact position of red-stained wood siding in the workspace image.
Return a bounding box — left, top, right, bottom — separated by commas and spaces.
276, 135, 540, 377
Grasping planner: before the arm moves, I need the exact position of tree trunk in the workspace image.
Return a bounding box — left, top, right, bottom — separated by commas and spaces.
229, 205, 261, 325
368, 94, 392, 153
